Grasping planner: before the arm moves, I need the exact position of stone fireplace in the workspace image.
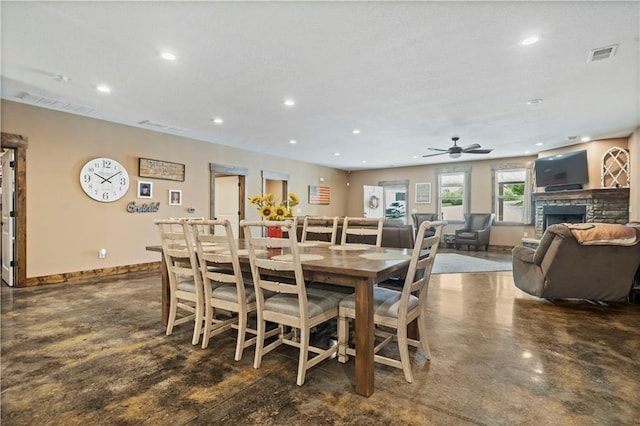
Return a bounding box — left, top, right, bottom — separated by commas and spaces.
533, 188, 630, 238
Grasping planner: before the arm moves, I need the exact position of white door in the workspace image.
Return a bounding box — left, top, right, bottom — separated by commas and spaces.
214, 175, 240, 238
363, 185, 384, 218
1, 149, 15, 286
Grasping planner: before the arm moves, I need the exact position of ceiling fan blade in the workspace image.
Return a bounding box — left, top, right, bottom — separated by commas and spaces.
464, 149, 493, 154
461, 144, 481, 151
428, 147, 450, 152
422, 151, 449, 158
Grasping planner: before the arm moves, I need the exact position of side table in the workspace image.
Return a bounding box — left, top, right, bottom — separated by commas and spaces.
443, 233, 456, 248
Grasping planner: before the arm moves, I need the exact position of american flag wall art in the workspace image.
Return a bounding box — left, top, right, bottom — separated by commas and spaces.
308, 185, 330, 205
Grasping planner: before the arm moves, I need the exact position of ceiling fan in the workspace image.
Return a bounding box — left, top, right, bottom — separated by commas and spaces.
422, 136, 493, 159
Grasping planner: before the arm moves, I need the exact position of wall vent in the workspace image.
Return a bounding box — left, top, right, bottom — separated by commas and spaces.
588, 44, 618, 62
16, 92, 95, 114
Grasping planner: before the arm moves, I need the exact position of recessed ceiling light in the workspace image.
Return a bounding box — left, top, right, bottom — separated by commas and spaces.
283, 98, 295, 107
526, 98, 543, 105
334, 152, 341, 156
161, 52, 177, 61
352, 129, 361, 135
96, 84, 111, 93
581, 136, 591, 142
289, 139, 297, 144
212, 117, 223, 124
524, 150, 531, 154
362, 160, 367, 164
412, 155, 418, 159
535, 142, 544, 146
521, 36, 540, 46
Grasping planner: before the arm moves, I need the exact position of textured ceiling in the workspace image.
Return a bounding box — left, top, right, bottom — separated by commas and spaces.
2, 1, 638, 170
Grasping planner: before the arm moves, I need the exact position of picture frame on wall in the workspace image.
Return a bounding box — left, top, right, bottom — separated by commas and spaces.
138, 181, 153, 198
415, 182, 431, 204
169, 189, 182, 206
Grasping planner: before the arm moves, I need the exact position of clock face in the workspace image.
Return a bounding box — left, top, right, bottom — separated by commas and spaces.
80, 157, 130, 202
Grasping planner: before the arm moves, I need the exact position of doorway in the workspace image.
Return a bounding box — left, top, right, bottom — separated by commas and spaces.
262, 170, 289, 206
0, 132, 27, 287
380, 180, 409, 224
210, 163, 248, 239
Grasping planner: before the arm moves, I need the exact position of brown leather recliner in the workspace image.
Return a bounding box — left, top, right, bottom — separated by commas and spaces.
512, 223, 640, 302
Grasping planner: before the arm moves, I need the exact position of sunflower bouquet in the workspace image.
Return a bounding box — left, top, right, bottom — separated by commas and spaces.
249, 192, 299, 220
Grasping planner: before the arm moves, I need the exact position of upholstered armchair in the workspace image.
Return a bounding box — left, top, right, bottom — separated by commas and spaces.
454, 213, 494, 250
411, 213, 440, 238
512, 223, 640, 302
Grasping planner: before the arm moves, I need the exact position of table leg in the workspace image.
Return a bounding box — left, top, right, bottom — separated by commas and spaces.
160, 255, 169, 326
354, 279, 375, 397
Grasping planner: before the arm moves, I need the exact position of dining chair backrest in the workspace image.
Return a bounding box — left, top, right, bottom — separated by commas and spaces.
189, 219, 244, 301
401, 220, 446, 312
301, 216, 339, 244
241, 219, 308, 313
340, 216, 384, 247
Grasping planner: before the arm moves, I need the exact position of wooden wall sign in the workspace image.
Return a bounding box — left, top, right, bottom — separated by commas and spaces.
138, 157, 185, 181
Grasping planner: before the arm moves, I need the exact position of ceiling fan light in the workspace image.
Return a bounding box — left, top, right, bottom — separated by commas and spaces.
449, 152, 461, 159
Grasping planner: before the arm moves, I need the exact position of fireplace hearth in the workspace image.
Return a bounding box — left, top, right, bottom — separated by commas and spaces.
543, 205, 586, 232
533, 188, 629, 238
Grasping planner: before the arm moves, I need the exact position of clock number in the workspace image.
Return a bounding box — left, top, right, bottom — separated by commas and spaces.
102, 192, 110, 200
83, 174, 91, 183
120, 177, 127, 185
102, 159, 112, 168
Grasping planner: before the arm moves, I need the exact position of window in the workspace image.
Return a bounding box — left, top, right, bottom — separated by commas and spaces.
379, 180, 409, 224
436, 168, 469, 222
492, 165, 532, 224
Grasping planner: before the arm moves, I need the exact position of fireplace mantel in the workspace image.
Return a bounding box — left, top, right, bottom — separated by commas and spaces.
533, 188, 630, 238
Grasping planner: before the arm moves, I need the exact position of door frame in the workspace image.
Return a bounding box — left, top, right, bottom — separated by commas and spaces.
1, 132, 27, 287
210, 163, 248, 238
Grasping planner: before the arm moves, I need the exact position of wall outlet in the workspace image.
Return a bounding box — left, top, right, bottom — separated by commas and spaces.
99, 248, 107, 259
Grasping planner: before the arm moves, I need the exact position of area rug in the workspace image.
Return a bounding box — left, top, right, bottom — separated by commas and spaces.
432, 253, 512, 274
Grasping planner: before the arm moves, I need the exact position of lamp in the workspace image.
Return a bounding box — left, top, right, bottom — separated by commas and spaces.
449, 152, 462, 159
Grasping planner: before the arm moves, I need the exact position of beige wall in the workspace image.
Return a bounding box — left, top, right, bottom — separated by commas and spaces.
348, 137, 635, 247
1, 100, 348, 278
629, 128, 639, 221
2, 99, 636, 279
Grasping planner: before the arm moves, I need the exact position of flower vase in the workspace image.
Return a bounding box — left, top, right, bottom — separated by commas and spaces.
266, 226, 283, 238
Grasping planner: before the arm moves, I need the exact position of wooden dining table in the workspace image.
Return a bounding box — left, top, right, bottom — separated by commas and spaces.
146, 241, 415, 397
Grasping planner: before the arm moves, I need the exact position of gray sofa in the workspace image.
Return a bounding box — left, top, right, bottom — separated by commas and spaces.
512, 223, 640, 302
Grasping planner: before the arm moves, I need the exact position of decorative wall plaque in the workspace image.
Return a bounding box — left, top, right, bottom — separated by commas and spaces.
139, 157, 185, 181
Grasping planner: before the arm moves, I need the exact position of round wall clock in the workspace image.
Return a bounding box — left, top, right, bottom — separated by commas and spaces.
79, 157, 130, 202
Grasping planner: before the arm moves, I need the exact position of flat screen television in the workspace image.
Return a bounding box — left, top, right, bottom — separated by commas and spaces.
534, 149, 589, 189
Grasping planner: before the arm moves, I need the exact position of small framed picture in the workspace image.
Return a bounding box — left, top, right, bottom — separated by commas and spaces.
169, 189, 182, 206
138, 181, 153, 198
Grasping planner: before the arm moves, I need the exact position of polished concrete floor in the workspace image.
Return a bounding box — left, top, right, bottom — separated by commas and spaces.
2, 252, 639, 425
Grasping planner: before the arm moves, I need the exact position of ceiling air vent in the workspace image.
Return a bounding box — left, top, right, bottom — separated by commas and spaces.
16, 92, 96, 114
138, 120, 184, 132
588, 44, 618, 62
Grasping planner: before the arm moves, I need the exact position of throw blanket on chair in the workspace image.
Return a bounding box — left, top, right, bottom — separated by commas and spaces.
566, 223, 638, 246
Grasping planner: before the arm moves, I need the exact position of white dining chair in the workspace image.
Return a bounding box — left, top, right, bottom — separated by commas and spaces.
188, 219, 277, 360
337, 220, 445, 383
155, 218, 204, 345
340, 216, 384, 247
241, 219, 343, 386
301, 216, 339, 245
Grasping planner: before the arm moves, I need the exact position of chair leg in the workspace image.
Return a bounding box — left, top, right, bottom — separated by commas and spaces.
337, 315, 349, 363
417, 315, 431, 360
235, 312, 247, 361
192, 300, 203, 345
297, 327, 309, 386
397, 323, 414, 383
254, 318, 266, 369
201, 306, 213, 349
166, 299, 177, 336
